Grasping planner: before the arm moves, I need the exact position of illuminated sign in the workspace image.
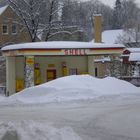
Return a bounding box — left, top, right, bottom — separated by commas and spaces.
64, 49, 86, 55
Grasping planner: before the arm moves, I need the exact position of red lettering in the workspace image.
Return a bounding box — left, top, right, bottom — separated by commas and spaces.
69, 49, 73, 55
79, 49, 86, 55
64, 50, 68, 55
82, 49, 86, 55
75, 49, 78, 55
79, 49, 82, 55
64, 49, 86, 55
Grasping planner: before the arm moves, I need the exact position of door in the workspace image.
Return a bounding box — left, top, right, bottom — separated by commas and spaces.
46, 69, 56, 82
95, 67, 98, 77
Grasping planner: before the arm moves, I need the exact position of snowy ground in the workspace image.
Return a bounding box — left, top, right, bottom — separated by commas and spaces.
0, 75, 140, 140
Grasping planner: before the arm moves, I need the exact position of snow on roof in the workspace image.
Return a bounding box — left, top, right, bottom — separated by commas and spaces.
129, 52, 140, 61
94, 57, 111, 63
0, 5, 8, 15
102, 29, 123, 44
1, 41, 125, 51
126, 48, 140, 53
102, 29, 139, 44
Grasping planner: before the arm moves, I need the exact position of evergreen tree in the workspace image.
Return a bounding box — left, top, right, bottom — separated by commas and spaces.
112, 0, 122, 29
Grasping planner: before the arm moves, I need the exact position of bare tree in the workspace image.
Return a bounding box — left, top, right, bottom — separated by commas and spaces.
8, 0, 85, 41
62, 0, 113, 41
8, 0, 47, 42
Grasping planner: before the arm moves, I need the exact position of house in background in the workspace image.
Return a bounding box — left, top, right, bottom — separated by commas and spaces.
121, 48, 140, 86
102, 29, 140, 47
92, 15, 125, 78
102, 29, 123, 44
122, 48, 140, 75
0, 5, 31, 51
0, 5, 31, 86
91, 12, 140, 81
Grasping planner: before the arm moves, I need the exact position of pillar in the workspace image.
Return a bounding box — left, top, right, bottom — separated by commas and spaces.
25, 56, 34, 88
6, 57, 16, 96
88, 56, 95, 76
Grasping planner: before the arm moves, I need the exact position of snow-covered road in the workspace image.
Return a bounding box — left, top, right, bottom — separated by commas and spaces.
0, 75, 140, 140
0, 95, 140, 140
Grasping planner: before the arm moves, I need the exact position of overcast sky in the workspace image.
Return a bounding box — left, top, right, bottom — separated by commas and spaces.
81, 0, 140, 8
99, 0, 119, 7
101, 0, 140, 7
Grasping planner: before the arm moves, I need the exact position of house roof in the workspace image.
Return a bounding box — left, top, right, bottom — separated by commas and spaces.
1, 41, 125, 51
102, 29, 140, 44
0, 5, 8, 15
126, 48, 140, 53
129, 52, 140, 61
102, 29, 123, 44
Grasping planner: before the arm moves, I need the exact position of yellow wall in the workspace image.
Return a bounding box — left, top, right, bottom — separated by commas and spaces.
35, 56, 88, 83
7, 55, 114, 95
14, 55, 110, 86
14, 56, 89, 86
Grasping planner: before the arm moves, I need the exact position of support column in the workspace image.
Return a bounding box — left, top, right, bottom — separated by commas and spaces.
25, 56, 34, 88
88, 56, 95, 76
6, 57, 16, 96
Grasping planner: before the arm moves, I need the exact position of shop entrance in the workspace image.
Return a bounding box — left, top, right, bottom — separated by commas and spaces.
46, 69, 56, 82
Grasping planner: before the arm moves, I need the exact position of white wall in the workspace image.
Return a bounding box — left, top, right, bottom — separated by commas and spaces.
6, 57, 16, 95
15, 57, 25, 80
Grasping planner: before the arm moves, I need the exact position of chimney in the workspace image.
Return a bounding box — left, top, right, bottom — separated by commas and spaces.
93, 14, 102, 43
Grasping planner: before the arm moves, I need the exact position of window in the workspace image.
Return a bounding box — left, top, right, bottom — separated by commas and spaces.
12, 24, 17, 34
2, 25, 8, 34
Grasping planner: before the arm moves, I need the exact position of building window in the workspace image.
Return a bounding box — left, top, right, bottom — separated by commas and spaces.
2, 25, 8, 34
12, 24, 17, 34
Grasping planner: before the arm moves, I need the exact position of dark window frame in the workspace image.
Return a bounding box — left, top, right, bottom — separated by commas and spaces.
11, 24, 17, 35
2, 24, 8, 34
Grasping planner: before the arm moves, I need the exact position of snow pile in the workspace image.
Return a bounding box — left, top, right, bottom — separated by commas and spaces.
0, 121, 81, 140
0, 95, 6, 102
4, 75, 140, 104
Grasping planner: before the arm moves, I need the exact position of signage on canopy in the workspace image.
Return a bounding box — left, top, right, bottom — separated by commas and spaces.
64, 49, 87, 55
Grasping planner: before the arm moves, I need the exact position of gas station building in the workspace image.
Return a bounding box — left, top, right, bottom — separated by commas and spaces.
1, 41, 125, 95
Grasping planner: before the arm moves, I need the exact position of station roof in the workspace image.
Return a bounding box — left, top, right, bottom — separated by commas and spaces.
1, 41, 125, 51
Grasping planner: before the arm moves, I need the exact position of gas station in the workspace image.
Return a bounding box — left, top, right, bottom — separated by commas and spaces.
1, 41, 124, 95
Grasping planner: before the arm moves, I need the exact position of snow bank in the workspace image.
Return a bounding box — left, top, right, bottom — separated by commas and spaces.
0, 121, 81, 140
0, 95, 6, 102
3, 75, 140, 104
